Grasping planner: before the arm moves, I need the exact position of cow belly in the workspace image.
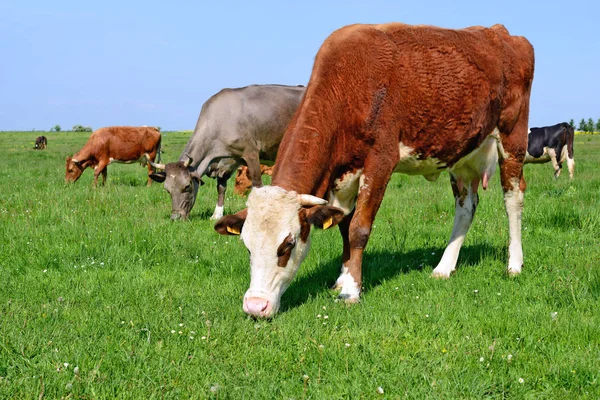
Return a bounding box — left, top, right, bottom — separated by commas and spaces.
329, 169, 363, 215
109, 154, 149, 165
524, 148, 550, 164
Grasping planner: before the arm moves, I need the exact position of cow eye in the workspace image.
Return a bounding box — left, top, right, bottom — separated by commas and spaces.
183, 184, 191, 192
276, 234, 296, 267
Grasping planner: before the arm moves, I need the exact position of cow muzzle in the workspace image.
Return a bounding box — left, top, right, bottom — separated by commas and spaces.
243, 297, 274, 318
170, 211, 188, 221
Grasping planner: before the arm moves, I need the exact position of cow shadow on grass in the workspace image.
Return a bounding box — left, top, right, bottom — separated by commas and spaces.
279, 242, 497, 314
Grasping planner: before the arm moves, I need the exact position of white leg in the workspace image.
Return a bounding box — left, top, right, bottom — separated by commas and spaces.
210, 205, 224, 220
567, 157, 575, 180
432, 177, 478, 279
548, 148, 561, 178
335, 265, 361, 301
504, 179, 524, 275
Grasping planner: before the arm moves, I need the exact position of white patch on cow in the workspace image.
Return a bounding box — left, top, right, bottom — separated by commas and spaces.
240, 186, 312, 317
335, 265, 361, 301
567, 155, 575, 180
394, 143, 446, 175
449, 133, 499, 183
504, 178, 524, 275
210, 205, 224, 220
329, 169, 363, 215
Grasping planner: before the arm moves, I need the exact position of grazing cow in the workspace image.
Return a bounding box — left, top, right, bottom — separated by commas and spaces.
34, 136, 47, 150
215, 23, 535, 318
65, 126, 162, 186
149, 84, 305, 220
524, 122, 575, 179
234, 164, 274, 196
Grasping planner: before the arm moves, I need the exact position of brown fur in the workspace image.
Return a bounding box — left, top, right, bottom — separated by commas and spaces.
65, 126, 161, 186
233, 164, 274, 196
269, 23, 534, 288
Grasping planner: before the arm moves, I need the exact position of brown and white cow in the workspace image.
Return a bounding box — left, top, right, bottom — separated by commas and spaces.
216, 23, 535, 318
65, 126, 161, 186
233, 164, 274, 196
34, 135, 47, 150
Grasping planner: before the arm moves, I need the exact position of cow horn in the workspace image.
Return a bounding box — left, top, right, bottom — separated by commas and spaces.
297, 194, 328, 206
183, 156, 193, 168
149, 160, 166, 171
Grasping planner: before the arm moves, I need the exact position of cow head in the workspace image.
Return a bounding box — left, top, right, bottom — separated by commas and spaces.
149, 157, 204, 220
65, 156, 87, 183
214, 186, 345, 318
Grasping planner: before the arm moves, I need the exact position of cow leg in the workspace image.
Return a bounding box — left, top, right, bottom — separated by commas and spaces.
93, 162, 108, 187
432, 175, 479, 279
335, 169, 393, 303
567, 156, 575, 180
210, 177, 228, 220
243, 153, 263, 188
497, 123, 527, 275
332, 210, 354, 290
548, 147, 561, 179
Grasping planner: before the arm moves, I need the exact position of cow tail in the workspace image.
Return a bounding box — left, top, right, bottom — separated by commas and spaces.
567, 124, 575, 159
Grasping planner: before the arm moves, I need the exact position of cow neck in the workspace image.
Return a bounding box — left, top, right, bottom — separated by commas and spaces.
272, 124, 336, 199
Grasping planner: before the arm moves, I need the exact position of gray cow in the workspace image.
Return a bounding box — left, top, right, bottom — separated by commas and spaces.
150, 84, 306, 220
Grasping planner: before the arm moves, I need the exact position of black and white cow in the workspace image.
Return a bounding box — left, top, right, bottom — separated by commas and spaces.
525, 122, 575, 179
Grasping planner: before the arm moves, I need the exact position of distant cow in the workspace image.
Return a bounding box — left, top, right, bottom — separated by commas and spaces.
215, 23, 534, 318
524, 122, 575, 179
65, 126, 162, 186
34, 136, 47, 150
234, 164, 274, 196
149, 84, 305, 220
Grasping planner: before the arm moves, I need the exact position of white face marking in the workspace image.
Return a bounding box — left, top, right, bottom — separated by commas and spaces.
335, 265, 361, 300
394, 143, 446, 175
328, 169, 363, 215
240, 186, 312, 317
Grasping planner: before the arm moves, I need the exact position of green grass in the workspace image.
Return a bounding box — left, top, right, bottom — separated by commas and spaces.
1, 131, 599, 399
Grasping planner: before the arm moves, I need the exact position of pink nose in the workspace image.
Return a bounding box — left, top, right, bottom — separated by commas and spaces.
243, 297, 270, 317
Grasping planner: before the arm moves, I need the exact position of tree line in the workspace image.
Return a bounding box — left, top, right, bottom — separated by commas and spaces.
568, 118, 600, 133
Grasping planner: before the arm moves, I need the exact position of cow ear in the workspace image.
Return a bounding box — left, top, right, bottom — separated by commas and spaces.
190, 169, 204, 186
214, 209, 247, 235
150, 172, 166, 183
303, 206, 345, 230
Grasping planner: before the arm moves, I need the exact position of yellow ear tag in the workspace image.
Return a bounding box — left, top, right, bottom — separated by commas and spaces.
226, 226, 241, 235
322, 216, 333, 230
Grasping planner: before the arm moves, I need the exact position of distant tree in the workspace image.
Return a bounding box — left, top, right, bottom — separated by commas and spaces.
72, 125, 93, 132
50, 124, 61, 132
596, 118, 600, 133
569, 119, 575, 129
579, 118, 587, 132
587, 118, 595, 133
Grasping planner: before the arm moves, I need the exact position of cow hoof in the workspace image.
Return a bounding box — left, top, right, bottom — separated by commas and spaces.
331, 281, 343, 291
431, 271, 451, 279
337, 293, 360, 304
507, 268, 521, 277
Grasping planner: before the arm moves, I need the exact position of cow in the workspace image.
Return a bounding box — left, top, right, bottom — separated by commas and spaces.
215, 23, 535, 318
524, 122, 575, 179
149, 84, 305, 220
34, 136, 47, 150
234, 164, 274, 196
65, 126, 162, 187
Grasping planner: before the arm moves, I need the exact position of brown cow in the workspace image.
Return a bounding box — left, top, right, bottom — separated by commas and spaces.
65, 126, 161, 186
215, 23, 535, 318
233, 164, 274, 196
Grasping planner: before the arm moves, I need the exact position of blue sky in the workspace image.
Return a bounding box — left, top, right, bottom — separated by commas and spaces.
1, 0, 598, 131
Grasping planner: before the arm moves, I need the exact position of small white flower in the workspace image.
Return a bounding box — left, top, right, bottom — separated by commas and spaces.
316, 314, 321, 318
191, 331, 196, 335
551, 312, 558, 320
345, 343, 351, 348
479, 357, 484, 362
302, 374, 309, 382
376, 386, 384, 395
210, 385, 219, 393
395, 287, 399, 290
507, 354, 513, 362
324, 315, 329, 319
43, 269, 47, 273
322, 306, 326, 310
416, 296, 419, 299
178, 331, 183, 334
65, 382, 73, 390
425, 314, 429, 318
63, 363, 69, 368
179, 323, 184, 327
170, 330, 176, 334
121, 321, 125, 325
189, 336, 194, 340
474, 290, 479, 294
518, 378, 524, 384
319, 344, 325, 349
74, 366, 80, 375
201, 336, 206, 340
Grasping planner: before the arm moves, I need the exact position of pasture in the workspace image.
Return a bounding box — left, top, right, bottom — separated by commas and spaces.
1, 130, 599, 398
